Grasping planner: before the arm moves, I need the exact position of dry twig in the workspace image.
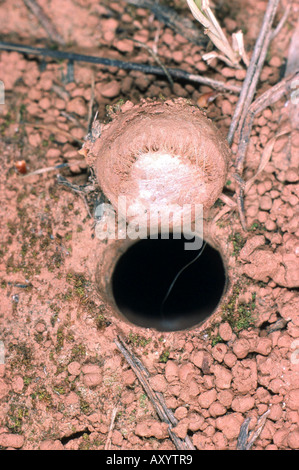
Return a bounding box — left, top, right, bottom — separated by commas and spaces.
216, 70, 298, 230
227, 0, 281, 145
124, 0, 208, 47
233, 71, 298, 230
285, 18, 299, 76
22, 0, 65, 46
56, 174, 93, 193
235, 72, 298, 174
271, 4, 291, 40
131, 38, 174, 88
285, 18, 299, 129
224, 0, 290, 230
0, 41, 241, 93
87, 73, 96, 133
237, 409, 271, 450
114, 335, 195, 451
56, 175, 94, 218
186, 0, 245, 68
22, 161, 83, 177
105, 408, 118, 450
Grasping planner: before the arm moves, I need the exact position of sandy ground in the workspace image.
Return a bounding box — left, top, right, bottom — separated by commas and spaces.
0, 0, 298, 450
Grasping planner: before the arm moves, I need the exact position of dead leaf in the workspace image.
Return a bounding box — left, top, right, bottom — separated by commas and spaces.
244, 130, 290, 193
197, 91, 218, 108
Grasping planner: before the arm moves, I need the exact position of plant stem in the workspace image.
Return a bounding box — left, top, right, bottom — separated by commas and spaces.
22, 0, 65, 46
227, 0, 281, 145
0, 41, 241, 93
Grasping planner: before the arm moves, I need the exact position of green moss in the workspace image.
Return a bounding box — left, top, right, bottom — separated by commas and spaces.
7, 221, 17, 235
159, 349, 170, 363
211, 334, 223, 347
48, 186, 59, 202
231, 291, 255, 331
31, 387, 53, 405
5, 199, 57, 277
53, 385, 67, 395
55, 326, 65, 353
19, 103, 27, 120
9, 342, 34, 369
7, 405, 29, 433
249, 221, 265, 232
139, 393, 149, 410
47, 252, 64, 271
207, 283, 256, 345
74, 285, 85, 299
79, 398, 90, 415
71, 343, 86, 361
78, 433, 91, 450
106, 99, 125, 118
158, 93, 167, 101
17, 206, 28, 220
50, 304, 60, 326
128, 332, 151, 348
214, 198, 225, 208
0, 112, 14, 134
66, 273, 89, 300
23, 376, 33, 387
95, 313, 108, 330
234, 293, 256, 331
228, 232, 245, 257
63, 287, 73, 301
21, 243, 28, 257
34, 332, 44, 344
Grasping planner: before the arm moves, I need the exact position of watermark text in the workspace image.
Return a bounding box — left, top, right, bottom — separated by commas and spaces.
95, 197, 204, 250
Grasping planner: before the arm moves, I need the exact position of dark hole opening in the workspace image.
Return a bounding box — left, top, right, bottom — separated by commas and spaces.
112, 233, 227, 332
60, 428, 91, 445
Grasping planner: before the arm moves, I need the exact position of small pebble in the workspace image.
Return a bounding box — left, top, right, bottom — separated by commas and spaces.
99, 80, 121, 98
265, 219, 277, 231
221, 100, 232, 116
285, 168, 298, 183
260, 195, 272, 211
39, 97, 51, 110
219, 322, 232, 342
172, 50, 184, 63
66, 97, 87, 116
114, 39, 134, 54
269, 56, 282, 68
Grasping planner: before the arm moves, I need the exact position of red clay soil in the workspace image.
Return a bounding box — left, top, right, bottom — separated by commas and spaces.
0, 0, 298, 450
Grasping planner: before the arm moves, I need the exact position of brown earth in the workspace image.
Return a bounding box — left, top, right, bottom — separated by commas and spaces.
0, 0, 298, 450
